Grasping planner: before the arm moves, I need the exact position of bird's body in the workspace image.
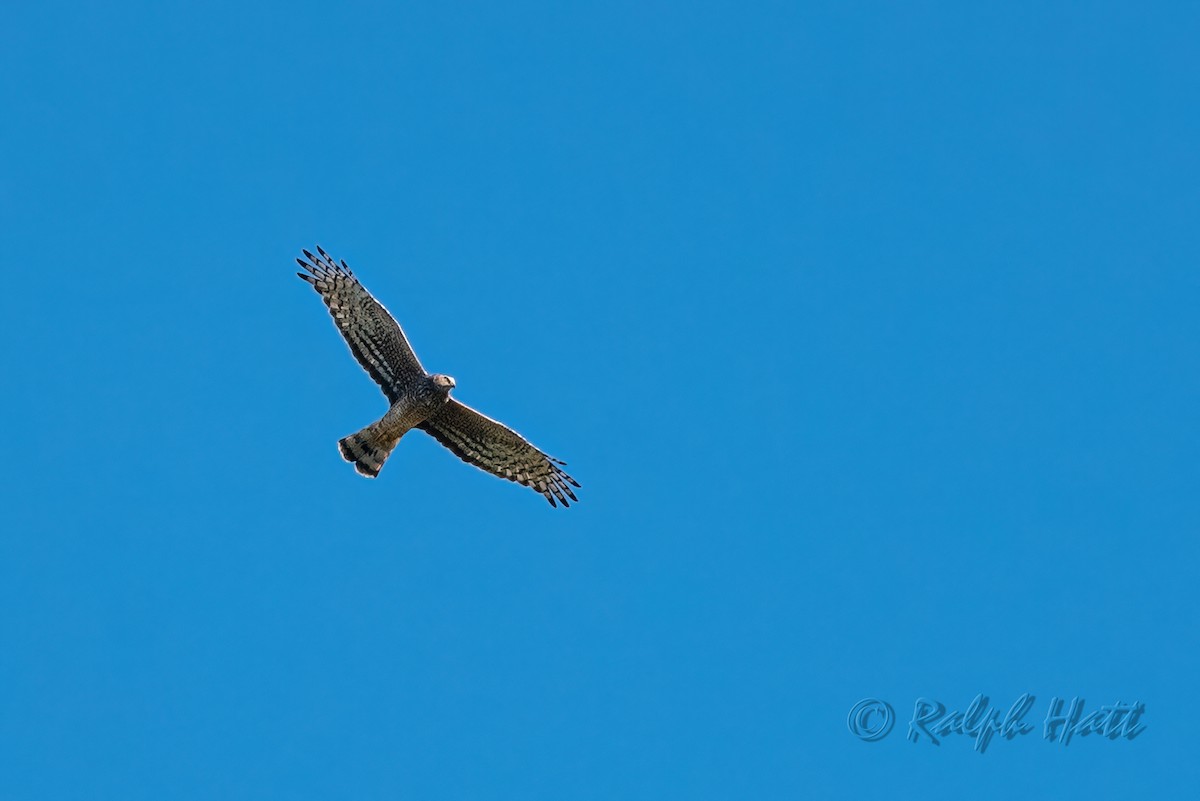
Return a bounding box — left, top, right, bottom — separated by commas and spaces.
337, 373, 454, 478
375, 375, 453, 443
296, 246, 579, 507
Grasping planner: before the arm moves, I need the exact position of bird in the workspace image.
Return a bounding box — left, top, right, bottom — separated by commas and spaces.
296, 246, 580, 508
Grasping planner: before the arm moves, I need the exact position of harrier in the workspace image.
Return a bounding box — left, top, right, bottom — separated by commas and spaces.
297, 246, 580, 507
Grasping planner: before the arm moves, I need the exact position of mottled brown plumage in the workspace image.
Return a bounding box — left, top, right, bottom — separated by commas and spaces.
297, 246, 579, 507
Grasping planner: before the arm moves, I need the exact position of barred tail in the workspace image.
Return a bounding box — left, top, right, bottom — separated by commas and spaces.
338, 424, 396, 478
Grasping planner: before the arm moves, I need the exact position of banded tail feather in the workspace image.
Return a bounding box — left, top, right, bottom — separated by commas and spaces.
338, 424, 396, 478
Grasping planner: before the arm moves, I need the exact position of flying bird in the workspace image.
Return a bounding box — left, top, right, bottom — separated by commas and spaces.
296, 246, 580, 508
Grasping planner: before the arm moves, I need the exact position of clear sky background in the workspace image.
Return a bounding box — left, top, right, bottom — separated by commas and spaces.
2, 1, 1197, 798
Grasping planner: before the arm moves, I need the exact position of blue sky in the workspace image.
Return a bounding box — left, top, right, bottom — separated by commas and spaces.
2, 1, 1197, 797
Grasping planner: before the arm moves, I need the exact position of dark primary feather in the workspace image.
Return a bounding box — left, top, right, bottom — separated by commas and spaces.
296, 246, 426, 403
418, 399, 580, 507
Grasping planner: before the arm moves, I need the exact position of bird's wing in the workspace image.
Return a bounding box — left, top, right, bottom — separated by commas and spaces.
418, 399, 580, 507
297, 246, 425, 403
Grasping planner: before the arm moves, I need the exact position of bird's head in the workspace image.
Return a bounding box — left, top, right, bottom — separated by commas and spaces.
431, 374, 456, 393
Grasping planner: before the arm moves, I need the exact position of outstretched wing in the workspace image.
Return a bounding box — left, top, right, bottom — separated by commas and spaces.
297, 246, 425, 403
418, 399, 580, 508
